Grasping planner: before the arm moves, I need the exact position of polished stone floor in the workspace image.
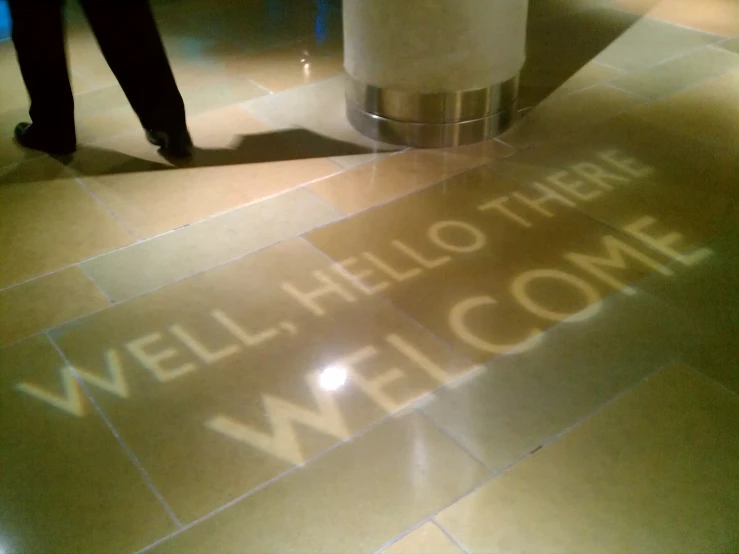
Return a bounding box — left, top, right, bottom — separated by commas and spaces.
0, 0, 738, 552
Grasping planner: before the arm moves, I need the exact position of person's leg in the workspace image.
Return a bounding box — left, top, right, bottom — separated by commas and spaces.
8, 0, 77, 154
78, 0, 190, 155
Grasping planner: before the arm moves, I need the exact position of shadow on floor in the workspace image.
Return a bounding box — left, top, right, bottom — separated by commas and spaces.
519, 2, 643, 108
2, 128, 393, 183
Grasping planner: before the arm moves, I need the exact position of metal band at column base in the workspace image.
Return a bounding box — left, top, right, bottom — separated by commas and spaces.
347, 101, 517, 148
345, 74, 519, 148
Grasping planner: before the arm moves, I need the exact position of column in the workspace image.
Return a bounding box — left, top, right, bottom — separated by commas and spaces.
343, 0, 528, 148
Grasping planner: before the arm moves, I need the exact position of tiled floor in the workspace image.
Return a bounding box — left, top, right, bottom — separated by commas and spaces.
0, 0, 737, 552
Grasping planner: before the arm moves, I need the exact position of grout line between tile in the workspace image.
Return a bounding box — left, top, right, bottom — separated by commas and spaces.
76, 261, 115, 305
44, 331, 184, 529
607, 5, 731, 39
433, 518, 474, 554
369, 518, 434, 554
679, 357, 739, 399
375, 357, 686, 554
0, 166, 345, 296
0, 210, 349, 346
71, 175, 138, 239
135, 408, 406, 553
416, 410, 495, 473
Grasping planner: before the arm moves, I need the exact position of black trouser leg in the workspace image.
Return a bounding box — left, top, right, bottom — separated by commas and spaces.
8, 0, 76, 142
78, 0, 187, 132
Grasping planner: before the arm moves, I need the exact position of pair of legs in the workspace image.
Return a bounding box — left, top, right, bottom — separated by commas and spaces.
9, 0, 190, 156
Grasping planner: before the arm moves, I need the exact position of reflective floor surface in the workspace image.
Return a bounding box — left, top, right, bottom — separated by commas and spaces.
0, 0, 738, 552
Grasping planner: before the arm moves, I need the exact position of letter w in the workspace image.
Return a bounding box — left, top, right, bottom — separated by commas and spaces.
206, 377, 350, 465
15, 350, 129, 417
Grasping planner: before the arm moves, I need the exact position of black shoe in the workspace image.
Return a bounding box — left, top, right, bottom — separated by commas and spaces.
146, 128, 193, 159
14, 122, 76, 156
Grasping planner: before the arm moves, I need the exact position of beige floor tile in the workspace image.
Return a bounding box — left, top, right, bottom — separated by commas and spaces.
595, 17, 722, 72
75, 104, 143, 144
0, 106, 30, 141
0, 157, 134, 289
610, 45, 739, 98
499, 85, 645, 149
720, 36, 739, 55
307, 164, 676, 364
546, 61, 626, 100
51, 239, 471, 523
521, 7, 638, 109
422, 289, 697, 472
636, 234, 738, 338
629, 69, 739, 147
437, 364, 739, 553
684, 329, 739, 395
0, 135, 44, 169
308, 150, 486, 215
494, 114, 736, 251
329, 152, 397, 171
230, 39, 344, 93
611, 0, 660, 16
65, 32, 120, 91
242, 76, 402, 169
0, 334, 178, 553
83, 188, 343, 302
0, 43, 33, 114
382, 522, 464, 554
439, 138, 517, 164
178, 76, 268, 120
68, 106, 340, 238
647, 0, 739, 37
149, 413, 488, 553
0, 266, 109, 347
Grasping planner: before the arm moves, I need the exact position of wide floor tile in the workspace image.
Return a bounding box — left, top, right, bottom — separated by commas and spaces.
595, 16, 722, 72
51, 239, 471, 523
610, 45, 739, 99
720, 36, 739, 55
545, 61, 625, 101
521, 6, 638, 108
0, 133, 44, 169
307, 163, 678, 363
228, 39, 344, 93
499, 84, 645, 148
0, 266, 110, 347
0, 334, 178, 553
642, 0, 739, 37
147, 413, 488, 554
242, 76, 402, 170
0, 41, 32, 115
422, 289, 697, 473
0, 157, 134, 289
611, 0, 662, 16
629, 69, 739, 147
68, 106, 340, 238
381, 522, 464, 554
308, 150, 486, 215
82, 188, 343, 302
636, 233, 738, 337
684, 328, 739, 395
493, 114, 737, 252
436, 363, 739, 553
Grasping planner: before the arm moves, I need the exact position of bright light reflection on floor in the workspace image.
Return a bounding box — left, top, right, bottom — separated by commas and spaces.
318, 364, 348, 391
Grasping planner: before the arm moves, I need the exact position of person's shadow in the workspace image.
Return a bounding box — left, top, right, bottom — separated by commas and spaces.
64, 127, 395, 178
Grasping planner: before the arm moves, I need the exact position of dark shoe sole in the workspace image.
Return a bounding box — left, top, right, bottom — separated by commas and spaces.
146, 129, 193, 159
14, 122, 76, 156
